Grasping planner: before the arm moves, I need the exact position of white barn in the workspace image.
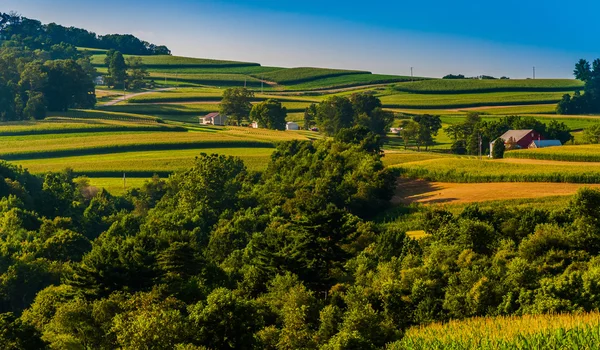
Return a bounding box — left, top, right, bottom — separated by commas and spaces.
200, 113, 228, 126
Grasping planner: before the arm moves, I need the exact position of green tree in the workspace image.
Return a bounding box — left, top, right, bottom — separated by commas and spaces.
126, 56, 148, 90
43, 59, 96, 111
491, 138, 505, 158
303, 103, 317, 130
584, 124, 600, 144
250, 99, 287, 130
22, 92, 46, 120
315, 96, 354, 135
220, 87, 254, 125
413, 114, 442, 151
0, 312, 47, 349
106, 50, 127, 88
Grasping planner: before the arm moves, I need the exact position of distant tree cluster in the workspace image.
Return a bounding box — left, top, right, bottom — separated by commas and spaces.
443, 74, 509, 80
103, 50, 149, 89
445, 113, 572, 155
399, 114, 443, 151
303, 92, 394, 137
0, 12, 171, 55
557, 58, 600, 115
0, 45, 95, 121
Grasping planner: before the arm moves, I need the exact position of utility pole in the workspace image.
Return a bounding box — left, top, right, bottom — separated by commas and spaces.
261, 75, 264, 94
123, 81, 126, 101
411, 67, 414, 82
175, 72, 178, 89
533, 66, 536, 79
478, 133, 482, 160
123, 173, 126, 191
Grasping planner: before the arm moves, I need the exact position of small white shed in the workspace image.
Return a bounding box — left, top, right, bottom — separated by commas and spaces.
286, 122, 299, 131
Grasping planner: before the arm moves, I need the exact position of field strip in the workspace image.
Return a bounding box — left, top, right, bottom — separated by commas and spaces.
497, 158, 600, 166
393, 179, 600, 205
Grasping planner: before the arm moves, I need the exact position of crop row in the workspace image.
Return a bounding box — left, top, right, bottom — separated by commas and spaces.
256, 67, 367, 84
148, 73, 264, 87
392, 79, 584, 94
395, 312, 600, 349
91, 54, 260, 68
392, 158, 600, 183
378, 91, 568, 109
505, 145, 600, 162
13, 147, 274, 176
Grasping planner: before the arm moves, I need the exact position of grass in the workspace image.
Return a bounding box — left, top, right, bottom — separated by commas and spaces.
392, 156, 600, 183
88, 177, 148, 195
378, 91, 570, 109
505, 144, 600, 162
394, 312, 600, 349
47, 109, 162, 123
13, 147, 274, 177
393, 78, 584, 94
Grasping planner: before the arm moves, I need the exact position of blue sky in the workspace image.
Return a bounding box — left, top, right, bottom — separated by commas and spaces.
4, 0, 600, 78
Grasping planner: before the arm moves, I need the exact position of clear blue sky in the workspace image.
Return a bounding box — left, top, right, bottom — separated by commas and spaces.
4, 0, 600, 78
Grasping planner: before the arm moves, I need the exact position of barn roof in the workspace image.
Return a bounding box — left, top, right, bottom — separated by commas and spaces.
202, 112, 221, 119
531, 140, 562, 148
497, 129, 535, 142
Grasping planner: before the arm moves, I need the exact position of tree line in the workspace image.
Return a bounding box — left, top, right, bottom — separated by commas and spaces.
219, 87, 395, 137
557, 58, 600, 115
0, 12, 170, 55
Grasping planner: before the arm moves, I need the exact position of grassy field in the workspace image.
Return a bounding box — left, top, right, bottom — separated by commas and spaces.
394, 312, 600, 349
391, 155, 600, 183
393, 78, 584, 93
148, 72, 264, 87
379, 91, 570, 109
14, 147, 274, 177
505, 144, 600, 162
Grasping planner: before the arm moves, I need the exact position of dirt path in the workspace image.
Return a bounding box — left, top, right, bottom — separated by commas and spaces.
393, 179, 600, 205
100, 88, 174, 106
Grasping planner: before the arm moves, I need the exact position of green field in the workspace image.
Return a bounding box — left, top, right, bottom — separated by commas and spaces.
506, 144, 600, 162
379, 91, 570, 109
393, 78, 584, 93
258, 67, 367, 84
148, 72, 264, 87
91, 54, 260, 68
391, 155, 600, 183
14, 147, 274, 177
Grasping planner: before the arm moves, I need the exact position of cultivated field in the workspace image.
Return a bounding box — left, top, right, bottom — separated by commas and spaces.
505, 144, 600, 162
391, 155, 600, 183
393, 179, 600, 205
394, 312, 600, 349
392, 78, 583, 93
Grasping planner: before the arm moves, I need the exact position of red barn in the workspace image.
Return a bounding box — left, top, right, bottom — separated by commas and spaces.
497, 129, 543, 149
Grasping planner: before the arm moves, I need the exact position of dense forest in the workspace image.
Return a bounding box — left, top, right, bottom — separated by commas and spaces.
0, 12, 170, 55
1, 136, 600, 348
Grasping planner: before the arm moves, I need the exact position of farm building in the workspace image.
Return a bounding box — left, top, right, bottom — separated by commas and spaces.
200, 113, 228, 126
529, 140, 562, 149
286, 122, 299, 131
251, 121, 259, 129
489, 129, 542, 156
94, 76, 105, 85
